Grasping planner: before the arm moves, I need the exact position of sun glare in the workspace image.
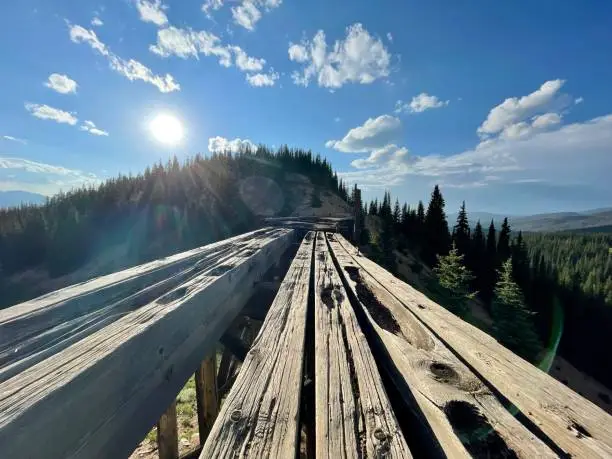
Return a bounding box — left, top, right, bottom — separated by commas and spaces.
149, 114, 184, 145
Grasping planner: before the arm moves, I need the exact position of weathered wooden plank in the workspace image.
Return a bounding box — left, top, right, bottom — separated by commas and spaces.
158, 401, 179, 459
334, 233, 612, 458
0, 228, 273, 375
314, 233, 412, 458
328, 234, 556, 458
195, 355, 219, 445
0, 228, 293, 459
201, 232, 314, 458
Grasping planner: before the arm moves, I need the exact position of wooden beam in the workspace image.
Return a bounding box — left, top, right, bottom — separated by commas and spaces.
201, 232, 315, 458
0, 228, 274, 381
313, 233, 412, 458
328, 233, 556, 458
195, 355, 218, 445
333, 233, 612, 458
157, 401, 179, 459
0, 228, 293, 459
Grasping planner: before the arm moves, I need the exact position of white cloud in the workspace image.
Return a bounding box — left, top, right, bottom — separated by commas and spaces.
246, 71, 278, 87
2, 136, 27, 144
289, 23, 391, 89
91, 17, 103, 27
575, 97, 584, 105
351, 144, 410, 169
395, 92, 449, 114
0, 157, 100, 196
208, 136, 256, 153
231, 46, 265, 72
226, 0, 282, 30
288, 43, 308, 62
477, 79, 567, 137
341, 115, 612, 192
25, 103, 78, 125
150, 26, 274, 86
202, 0, 224, 17
70, 24, 180, 93
44, 73, 78, 94
135, 0, 168, 26
531, 112, 562, 129
232, 1, 261, 30
80, 120, 109, 136
326, 115, 401, 153
386, 32, 393, 42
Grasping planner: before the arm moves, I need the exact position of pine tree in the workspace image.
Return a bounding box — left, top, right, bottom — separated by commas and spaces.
452, 201, 471, 257
511, 231, 530, 293
482, 220, 498, 304
423, 185, 451, 265
469, 220, 486, 290
434, 243, 475, 317
393, 199, 401, 226
497, 217, 511, 263
492, 259, 541, 361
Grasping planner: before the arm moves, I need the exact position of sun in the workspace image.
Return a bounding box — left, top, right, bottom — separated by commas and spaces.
149, 114, 184, 145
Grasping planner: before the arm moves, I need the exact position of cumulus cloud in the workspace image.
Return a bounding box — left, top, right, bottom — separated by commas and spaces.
478, 79, 568, 138
326, 115, 401, 153
289, 23, 391, 89
150, 26, 274, 85
246, 71, 278, 87
135, 0, 168, 26
202, 0, 224, 17
44, 73, 78, 94
232, 1, 261, 30
231, 46, 265, 72
208, 136, 256, 153
2, 135, 27, 144
0, 157, 100, 196
575, 97, 584, 105
341, 115, 612, 194
70, 24, 180, 93
25, 103, 78, 125
351, 144, 410, 169
80, 120, 109, 136
91, 17, 103, 27
395, 93, 449, 114
386, 32, 393, 42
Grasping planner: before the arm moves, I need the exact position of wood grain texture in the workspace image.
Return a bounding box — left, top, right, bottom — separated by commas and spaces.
328, 234, 556, 458
0, 229, 293, 459
314, 233, 412, 458
201, 232, 314, 459
158, 401, 179, 459
0, 228, 273, 380
334, 234, 612, 458
195, 355, 219, 445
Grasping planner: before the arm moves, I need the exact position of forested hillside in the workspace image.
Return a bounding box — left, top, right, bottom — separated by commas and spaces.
361, 188, 612, 395
0, 146, 350, 306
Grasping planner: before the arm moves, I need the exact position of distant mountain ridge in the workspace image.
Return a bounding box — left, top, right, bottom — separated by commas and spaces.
0, 191, 46, 208
449, 207, 612, 232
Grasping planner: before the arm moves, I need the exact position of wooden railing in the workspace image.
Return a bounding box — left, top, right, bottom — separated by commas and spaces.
1, 227, 611, 458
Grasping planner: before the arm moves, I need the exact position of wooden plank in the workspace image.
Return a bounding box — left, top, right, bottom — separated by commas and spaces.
334, 233, 612, 458
201, 232, 314, 458
195, 355, 219, 445
313, 233, 412, 458
0, 228, 273, 377
158, 401, 179, 459
0, 228, 293, 459
328, 234, 556, 458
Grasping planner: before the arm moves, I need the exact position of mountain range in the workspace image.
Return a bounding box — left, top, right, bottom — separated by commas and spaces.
0, 191, 46, 208
449, 208, 612, 233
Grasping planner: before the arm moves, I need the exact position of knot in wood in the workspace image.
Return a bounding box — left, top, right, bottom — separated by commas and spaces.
230, 409, 242, 422
373, 428, 388, 441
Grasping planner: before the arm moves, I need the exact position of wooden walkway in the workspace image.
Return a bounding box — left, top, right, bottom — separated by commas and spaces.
1, 228, 611, 458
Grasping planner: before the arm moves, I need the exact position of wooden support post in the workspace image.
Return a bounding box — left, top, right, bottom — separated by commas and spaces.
157, 401, 178, 459
195, 354, 219, 445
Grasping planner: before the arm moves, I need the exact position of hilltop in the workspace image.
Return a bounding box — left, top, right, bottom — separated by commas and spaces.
0, 147, 351, 307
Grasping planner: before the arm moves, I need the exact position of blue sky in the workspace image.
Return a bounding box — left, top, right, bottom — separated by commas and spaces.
1, 0, 611, 214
